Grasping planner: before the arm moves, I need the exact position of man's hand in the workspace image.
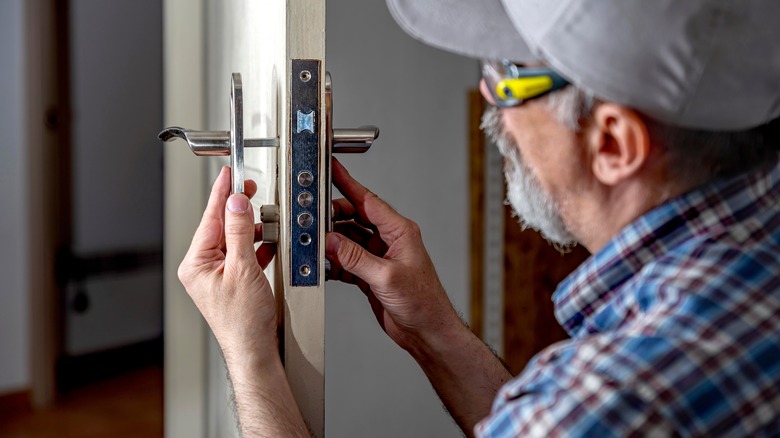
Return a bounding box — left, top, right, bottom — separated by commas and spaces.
177, 166, 277, 364
326, 159, 511, 436
177, 166, 308, 437
326, 159, 463, 354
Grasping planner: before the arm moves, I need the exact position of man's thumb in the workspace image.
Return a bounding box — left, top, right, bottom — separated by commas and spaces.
326, 233, 385, 282
224, 194, 256, 263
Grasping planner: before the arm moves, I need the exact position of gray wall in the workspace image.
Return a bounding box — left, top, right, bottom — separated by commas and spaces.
326, 1, 478, 436
70, 0, 163, 255
0, 0, 30, 394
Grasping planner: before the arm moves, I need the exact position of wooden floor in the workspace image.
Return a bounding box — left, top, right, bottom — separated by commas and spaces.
0, 366, 162, 438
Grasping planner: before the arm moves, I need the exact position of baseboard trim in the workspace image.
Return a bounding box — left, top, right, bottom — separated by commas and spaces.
0, 389, 32, 418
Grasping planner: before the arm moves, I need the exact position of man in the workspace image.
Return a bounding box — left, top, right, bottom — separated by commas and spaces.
177, 0, 780, 436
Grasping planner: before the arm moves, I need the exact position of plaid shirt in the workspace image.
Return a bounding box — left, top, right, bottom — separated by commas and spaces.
475, 161, 780, 437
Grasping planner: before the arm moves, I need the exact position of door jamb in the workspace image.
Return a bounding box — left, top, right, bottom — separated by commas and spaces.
162, 0, 209, 437
26, 0, 65, 409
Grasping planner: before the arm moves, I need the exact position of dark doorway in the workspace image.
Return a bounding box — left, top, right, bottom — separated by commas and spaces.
53, 0, 164, 396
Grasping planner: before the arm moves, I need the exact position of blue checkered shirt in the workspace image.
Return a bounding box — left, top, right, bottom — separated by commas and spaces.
475, 161, 780, 437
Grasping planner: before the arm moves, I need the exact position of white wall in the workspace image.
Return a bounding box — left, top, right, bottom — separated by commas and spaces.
326, 1, 478, 436
0, 0, 30, 394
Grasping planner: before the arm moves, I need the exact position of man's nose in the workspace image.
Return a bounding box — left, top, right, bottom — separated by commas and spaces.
479, 79, 496, 106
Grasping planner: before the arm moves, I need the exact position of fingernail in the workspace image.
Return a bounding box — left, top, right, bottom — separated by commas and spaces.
325, 233, 341, 255
227, 194, 249, 213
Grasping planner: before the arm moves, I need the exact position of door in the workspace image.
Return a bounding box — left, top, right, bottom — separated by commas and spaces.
163, 0, 327, 436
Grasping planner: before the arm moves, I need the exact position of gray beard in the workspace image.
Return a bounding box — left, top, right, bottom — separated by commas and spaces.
481, 107, 577, 248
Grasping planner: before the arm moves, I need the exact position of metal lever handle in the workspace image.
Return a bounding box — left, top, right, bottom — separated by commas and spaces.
158, 73, 279, 195
158, 128, 279, 156
158, 128, 231, 156
323, 72, 379, 280
159, 73, 245, 193
332, 126, 379, 153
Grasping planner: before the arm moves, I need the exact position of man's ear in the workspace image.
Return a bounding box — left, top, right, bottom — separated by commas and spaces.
587, 103, 650, 186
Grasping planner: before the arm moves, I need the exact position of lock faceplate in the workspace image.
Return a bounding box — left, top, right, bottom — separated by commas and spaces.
291, 60, 322, 287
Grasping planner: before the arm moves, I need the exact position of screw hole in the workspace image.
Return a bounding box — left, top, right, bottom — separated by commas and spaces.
299, 233, 312, 246
300, 70, 311, 82
300, 265, 311, 276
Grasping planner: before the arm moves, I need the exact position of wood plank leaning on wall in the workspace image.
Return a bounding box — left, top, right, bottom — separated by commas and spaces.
502, 212, 589, 374
469, 90, 487, 339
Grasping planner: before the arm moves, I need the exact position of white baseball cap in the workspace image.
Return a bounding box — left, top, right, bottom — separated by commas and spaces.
386, 0, 780, 130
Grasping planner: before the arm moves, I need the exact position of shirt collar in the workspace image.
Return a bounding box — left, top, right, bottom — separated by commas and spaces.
552, 161, 780, 337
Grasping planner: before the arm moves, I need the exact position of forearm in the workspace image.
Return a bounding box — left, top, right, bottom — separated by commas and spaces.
407, 322, 512, 437
225, 351, 310, 438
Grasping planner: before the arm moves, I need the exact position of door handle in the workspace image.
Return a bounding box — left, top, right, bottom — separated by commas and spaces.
159, 73, 280, 195
324, 71, 379, 219
158, 73, 281, 242
325, 72, 379, 155
323, 72, 378, 279
332, 127, 379, 153
158, 128, 279, 156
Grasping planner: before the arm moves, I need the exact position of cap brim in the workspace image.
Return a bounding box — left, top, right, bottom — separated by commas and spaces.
386, 0, 536, 62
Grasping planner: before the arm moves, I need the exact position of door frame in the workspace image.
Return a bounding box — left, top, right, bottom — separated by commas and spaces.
26, 0, 66, 409
162, 0, 209, 437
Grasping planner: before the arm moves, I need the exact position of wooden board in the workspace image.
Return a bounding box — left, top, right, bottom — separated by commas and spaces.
468, 90, 486, 339
502, 213, 589, 374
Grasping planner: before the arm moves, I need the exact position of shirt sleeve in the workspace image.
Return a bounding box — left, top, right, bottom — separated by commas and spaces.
474, 340, 677, 438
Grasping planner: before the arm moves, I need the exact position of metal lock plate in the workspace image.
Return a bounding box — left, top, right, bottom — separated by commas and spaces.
290, 60, 321, 286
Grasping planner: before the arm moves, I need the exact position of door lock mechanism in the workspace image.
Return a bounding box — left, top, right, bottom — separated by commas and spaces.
158, 69, 379, 284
